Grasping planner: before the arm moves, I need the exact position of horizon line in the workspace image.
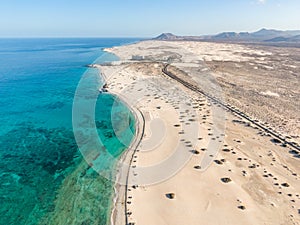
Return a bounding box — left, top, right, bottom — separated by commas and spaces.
1, 27, 300, 39
0, 36, 149, 39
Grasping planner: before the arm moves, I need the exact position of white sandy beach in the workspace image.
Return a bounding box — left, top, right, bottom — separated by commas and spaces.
101, 40, 300, 225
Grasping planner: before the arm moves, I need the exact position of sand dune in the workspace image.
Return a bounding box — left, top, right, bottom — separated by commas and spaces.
101, 40, 300, 225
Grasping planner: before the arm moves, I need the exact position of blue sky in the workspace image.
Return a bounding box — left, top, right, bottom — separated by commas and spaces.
0, 0, 299, 37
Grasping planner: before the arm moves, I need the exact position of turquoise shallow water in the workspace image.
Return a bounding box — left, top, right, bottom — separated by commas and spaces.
0, 38, 139, 225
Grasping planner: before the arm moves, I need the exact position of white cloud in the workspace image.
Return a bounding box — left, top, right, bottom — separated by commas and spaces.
258, 0, 266, 4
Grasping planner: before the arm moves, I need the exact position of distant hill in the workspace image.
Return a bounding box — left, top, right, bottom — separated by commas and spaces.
265, 37, 290, 42
252, 28, 284, 37
154, 33, 182, 40
290, 35, 300, 42
265, 34, 300, 42
209, 28, 300, 42
253, 28, 300, 37
213, 32, 250, 39
153, 29, 300, 44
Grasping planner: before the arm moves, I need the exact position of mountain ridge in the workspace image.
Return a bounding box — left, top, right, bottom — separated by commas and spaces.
153, 28, 300, 43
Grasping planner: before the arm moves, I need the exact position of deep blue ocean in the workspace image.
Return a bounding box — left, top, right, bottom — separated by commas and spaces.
0, 38, 139, 225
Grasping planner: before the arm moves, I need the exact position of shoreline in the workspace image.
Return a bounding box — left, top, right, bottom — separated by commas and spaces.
96, 63, 145, 225
109, 91, 145, 225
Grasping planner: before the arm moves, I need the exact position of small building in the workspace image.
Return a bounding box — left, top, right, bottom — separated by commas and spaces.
132, 55, 144, 60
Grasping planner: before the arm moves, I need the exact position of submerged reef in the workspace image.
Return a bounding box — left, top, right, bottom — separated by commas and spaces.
0, 125, 79, 225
